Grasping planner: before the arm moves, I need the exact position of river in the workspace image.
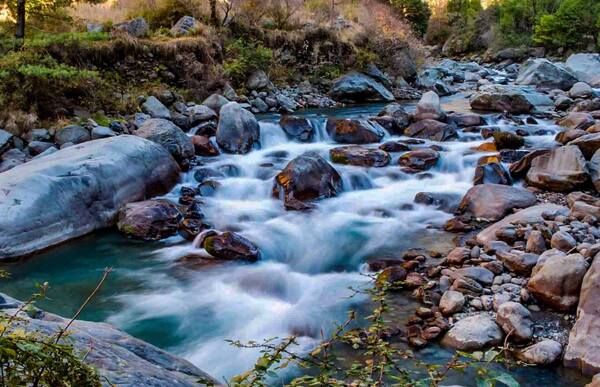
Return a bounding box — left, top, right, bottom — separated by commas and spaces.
0, 96, 589, 386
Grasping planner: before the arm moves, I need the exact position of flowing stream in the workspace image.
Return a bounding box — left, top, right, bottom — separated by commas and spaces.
0, 96, 589, 385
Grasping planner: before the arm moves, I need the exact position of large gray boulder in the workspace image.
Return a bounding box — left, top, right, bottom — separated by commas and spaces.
414, 91, 444, 121
0, 293, 215, 386
477, 204, 569, 245
142, 96, 171, 119
458, 184, 537, 221
564, 254, 600, 375
526, 145, 589, 192
330, 72, 394, 103
113, 17, 149, 38
442, 315, 504, 350
171, 15, 201, 36
55, 125, 90, 146
0, 136, 180, 260
566, 53, 600, 87
216, 102, 260, 154
496, 302, 533, 342
135, 118, 194, 162
516, 58, 578, 90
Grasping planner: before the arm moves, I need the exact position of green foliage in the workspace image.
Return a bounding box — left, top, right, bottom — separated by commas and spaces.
355, 49, 379, 70
223, 39, 273, 86
533, 0, 600, 48
0, 283, 101, 386
389, 0, 431, 36
447, 0, 482, 26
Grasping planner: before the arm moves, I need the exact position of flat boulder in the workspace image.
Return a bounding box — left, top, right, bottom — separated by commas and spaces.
526, 145, 589, 191
477, 204, 569, 245
135, 118, 194, 162
516, 58, 577, 90
203, 231, 260, 262
0, 136, 180, 260
279, 116, 314, 142
216, 102, 260, 154
273, 152, 343, 210
558, 112, 595, 131
326, 118, 385, 144
330, 146, 390, 167
404, 119, 457, 142
458, 184, 537, 221
528, 253, 588, 312
442, 315, 504, 351
117, 199, 182, 240
330, 72, 394, 103
564, 254, 600, 375
566, 53, 600, 87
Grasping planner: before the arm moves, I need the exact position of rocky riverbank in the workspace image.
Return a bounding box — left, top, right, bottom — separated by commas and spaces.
2, 47, 600, 384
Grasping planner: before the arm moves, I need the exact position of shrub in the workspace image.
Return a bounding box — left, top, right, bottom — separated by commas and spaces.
388, 0, 431, 36
533, 0, 600, 49
223, 38, 273, 86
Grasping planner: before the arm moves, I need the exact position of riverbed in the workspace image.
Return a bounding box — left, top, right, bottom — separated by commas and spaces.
0, 97, 589, 386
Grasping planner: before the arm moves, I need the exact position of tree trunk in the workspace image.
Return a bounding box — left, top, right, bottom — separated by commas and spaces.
209, 0, 218, 26
15, 0, 26, 39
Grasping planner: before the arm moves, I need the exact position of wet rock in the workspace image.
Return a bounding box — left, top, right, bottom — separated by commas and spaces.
470, 85, 534, 114
516, 58, 577, 90
273, 152, 343, 210
558, 112, 595, 131
142, 96, 171, 120
379, 141, 410, 152
414, 192, 460, 213
518, 339, 563, 365
135, 118, 194, 162
378, 266, 408, 285
566, 53, 600, 87
378, 103, 410, 134
216, 102, 260, 154
191, 135, 219, 157
564, 254, 600, 375
414, 91, 444, 121
404, 119, 457, 142
117, 199, 182, 241
439, 290, 465, 316
477, 204, 569, 245
0, 136, 180, 260
442, 315, 503, 351
492, 131, 524, 150
330, 72, 394, 103
279, 116, 314, 142
398, 149, 439, 172
473, 162, 512, 185
568, 133, 600, 159
528, 253, 588, 312
447, 112, 484, 127
326, 118, 385, 144
330, 146, 390, 167
496, 301, 533, 342
26, 141, 54, 156
55, 125, 90, 146
550, 231, 577, 252
526, 145, 589, 192
458, 184, 537, 221
496, 250, 539, 276
203, 231, 260, 262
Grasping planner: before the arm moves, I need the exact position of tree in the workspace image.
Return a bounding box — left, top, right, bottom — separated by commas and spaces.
389, 0, 431, 36
6, 0, 105, 39
533, 0, 600, 48
209, 0, 218, 26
